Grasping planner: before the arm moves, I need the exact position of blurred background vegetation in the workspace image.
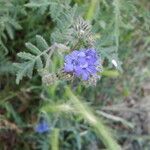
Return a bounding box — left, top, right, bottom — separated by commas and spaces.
0, 0, 150, 149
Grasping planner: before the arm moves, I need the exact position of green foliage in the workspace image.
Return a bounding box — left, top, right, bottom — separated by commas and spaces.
14, 35, 49, 84
0, 52, 15, 75
0, 0, 23, 53
0, 0, 150, 149
25, 0, 77, 43
66, 87, 121, 150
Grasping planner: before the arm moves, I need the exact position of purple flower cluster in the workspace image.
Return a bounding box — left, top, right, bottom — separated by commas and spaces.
35, 120, 50, 133
64, 48, 100, 80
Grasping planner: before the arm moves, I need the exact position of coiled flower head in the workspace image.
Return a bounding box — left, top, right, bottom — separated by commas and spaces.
64, 48, 102, 81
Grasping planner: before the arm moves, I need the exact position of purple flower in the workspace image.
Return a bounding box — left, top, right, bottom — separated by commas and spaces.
35, 120, 50, 133
64, 48, 101, 80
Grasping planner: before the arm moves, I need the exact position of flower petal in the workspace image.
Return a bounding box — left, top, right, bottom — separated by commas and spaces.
64, 63, 74, 72
82, 70, 90, 80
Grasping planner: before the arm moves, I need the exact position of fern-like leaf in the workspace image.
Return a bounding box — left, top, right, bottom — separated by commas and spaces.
14, 35, 50, 84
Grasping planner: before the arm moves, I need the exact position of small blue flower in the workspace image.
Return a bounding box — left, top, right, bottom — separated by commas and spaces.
35, 120, 50, 133
64, 48, 101, 80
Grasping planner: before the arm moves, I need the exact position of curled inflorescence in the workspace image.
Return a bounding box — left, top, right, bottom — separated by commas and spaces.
64, 48, 102, 81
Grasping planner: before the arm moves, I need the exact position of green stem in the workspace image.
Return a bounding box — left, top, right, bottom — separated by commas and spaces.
66, 86, 121, 150
51, 128, 59, 150
85, 0, 98, 20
